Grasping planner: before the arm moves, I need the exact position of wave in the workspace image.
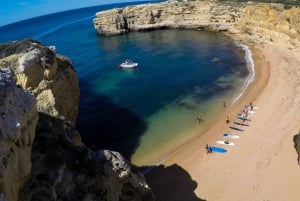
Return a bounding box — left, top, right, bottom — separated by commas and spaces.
231, 43, 255, 104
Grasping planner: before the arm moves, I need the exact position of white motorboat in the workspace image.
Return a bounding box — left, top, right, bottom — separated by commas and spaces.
119, 60, 138, 68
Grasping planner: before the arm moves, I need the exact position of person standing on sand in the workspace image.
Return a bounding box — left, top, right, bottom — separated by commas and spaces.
250, 102, 254, 111
206, 144, 212, 154
244, 109, 249, 125
225, 115, 230, 126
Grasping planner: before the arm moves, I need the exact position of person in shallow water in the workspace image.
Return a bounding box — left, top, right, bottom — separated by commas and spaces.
222, 101, 226, 108
197, 115, 203, 123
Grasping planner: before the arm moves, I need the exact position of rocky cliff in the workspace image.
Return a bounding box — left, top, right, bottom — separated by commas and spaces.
0, 39, 79, 124
21, 113, 154, 201
0, 40, 154, 201
236, 3, 300, 48
93, 0, 300, 48
0, 68, 38, 201
94, 1, 242, 35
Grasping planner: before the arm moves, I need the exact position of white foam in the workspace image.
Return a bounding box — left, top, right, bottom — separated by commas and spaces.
231, 43, 255, 104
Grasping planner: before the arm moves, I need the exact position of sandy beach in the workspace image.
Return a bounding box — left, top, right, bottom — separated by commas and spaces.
145, 40, 300, 201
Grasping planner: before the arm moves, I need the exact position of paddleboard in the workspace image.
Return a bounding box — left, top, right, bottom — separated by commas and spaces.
223, 133, 240, 139
244, 105, 258, 110
216, 141, 235, 146
237, 113, 251, 120
210, 146, 227, 153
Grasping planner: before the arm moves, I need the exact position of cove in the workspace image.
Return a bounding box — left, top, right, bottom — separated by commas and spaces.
76, 29, 250, 165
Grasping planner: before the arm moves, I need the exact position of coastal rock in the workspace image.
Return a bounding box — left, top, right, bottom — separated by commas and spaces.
236, 3, 300, 47
0, 39, 79, 123
0, 68, 38, 201
20, 113, 154, 201
94, 1, 243, 36
93, 1, 300, 48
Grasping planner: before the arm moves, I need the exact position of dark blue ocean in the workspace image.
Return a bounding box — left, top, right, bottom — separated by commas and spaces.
0, 1, 252, 165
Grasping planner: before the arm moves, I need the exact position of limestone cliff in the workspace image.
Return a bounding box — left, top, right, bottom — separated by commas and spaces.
236, 3, 300, 48
0, 39, 79, 123
0, 68, 38, 201
0, 40, 154, 201
94, 1, 242, 35
93, 1, 300, 48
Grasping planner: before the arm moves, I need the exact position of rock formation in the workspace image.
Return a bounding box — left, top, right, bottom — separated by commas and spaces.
94, 1, 242, 35
0, 40, 155, 201
0, 68, 38, 201
0, 39, 79, 123
236, 3, 300, 48
20, 113, 154, 201
93, 1, 300, 48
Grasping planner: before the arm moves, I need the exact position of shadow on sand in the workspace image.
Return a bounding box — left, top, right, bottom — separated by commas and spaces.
229, 126, 244, 132
233, 121, 249, 127
293, 131, 300, 165
144, 164, 206, 201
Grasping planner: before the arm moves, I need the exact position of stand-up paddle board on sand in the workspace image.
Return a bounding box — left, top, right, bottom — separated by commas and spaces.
244, 105, 258, 110
210, 146, 227, 153
216, 141, 235, 146
223, 133, 240, 139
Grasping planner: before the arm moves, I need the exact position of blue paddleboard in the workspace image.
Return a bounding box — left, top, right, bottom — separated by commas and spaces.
210, 146, 227, 153
223, 133, 240, 139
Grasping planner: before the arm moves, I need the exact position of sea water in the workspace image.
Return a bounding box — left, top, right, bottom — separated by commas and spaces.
0, 2, 254, 166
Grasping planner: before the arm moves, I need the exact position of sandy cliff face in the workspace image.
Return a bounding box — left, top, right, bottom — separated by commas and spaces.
0, 39, 79, 123
0, 68, 38, 201
236, 3, 300, 47
94, 1, 243, 35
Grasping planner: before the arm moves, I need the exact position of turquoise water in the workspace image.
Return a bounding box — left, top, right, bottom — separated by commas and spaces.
0, 2, 251, 165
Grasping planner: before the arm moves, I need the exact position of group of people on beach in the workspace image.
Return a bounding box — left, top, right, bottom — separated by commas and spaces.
205, 102, 255, 154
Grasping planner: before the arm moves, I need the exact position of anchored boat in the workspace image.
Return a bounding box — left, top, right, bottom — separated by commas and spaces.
119, 59, 138, 68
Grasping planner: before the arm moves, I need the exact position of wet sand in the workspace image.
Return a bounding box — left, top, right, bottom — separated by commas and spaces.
145, 42, 300, 201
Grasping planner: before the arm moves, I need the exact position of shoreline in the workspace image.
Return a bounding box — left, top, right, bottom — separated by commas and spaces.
143, 44, 267, 167
132, 39, 257, 167
145, 39, 300, 200
231, 43, 255, 104
137, 42, 262, 167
